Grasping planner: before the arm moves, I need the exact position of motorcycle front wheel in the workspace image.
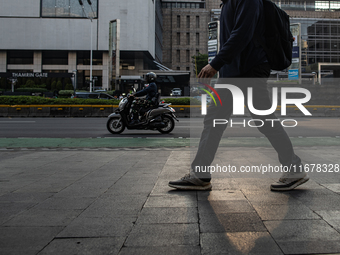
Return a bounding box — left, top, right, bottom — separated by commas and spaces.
157, 115, 175, 134
107, 117, 125, 134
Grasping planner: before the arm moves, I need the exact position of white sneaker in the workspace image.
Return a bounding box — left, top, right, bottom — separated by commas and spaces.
271, 171, 309, 191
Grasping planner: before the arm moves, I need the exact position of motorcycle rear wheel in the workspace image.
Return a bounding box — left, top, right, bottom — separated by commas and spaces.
157, 115, 175, 134
107, 117, 125, 134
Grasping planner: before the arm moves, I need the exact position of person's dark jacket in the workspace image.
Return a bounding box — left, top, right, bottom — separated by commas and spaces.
210, 0, 268, 77
135, 82, 157, 100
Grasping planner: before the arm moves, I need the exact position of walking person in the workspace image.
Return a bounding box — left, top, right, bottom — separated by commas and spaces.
169, 0, 309, 191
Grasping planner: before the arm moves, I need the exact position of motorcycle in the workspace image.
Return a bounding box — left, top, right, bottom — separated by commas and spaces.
107, 94, 178, 134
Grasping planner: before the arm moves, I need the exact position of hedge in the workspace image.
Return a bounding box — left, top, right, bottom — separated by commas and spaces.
15, 88, 49, 93
0, 96, 120, 105
163, 97, 201, 105
0, 96, 200, 105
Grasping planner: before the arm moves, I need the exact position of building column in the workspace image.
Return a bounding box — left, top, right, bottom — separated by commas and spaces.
68, 51, 77, 73
102, 52, 109, 90
33, 51, 42, 72
0, 51, 7, 73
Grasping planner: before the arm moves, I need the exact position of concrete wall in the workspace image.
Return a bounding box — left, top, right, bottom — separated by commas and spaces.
0, 0, 156, 58
0, 0, 40, 17
0, 18, 97, 50
98, 0, 155, 55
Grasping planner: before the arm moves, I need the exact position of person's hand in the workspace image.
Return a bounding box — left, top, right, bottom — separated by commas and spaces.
198, 64, 217, 78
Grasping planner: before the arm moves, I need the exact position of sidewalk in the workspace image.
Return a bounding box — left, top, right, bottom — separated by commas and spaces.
0, 146, 340, 255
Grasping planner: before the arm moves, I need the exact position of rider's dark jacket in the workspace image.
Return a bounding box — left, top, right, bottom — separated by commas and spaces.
135, 82, 157, 101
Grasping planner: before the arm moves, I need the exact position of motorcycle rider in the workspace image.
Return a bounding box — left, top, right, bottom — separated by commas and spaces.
129, 72, 158, 125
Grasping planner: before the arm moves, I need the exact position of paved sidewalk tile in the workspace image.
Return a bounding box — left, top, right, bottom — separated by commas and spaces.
124, 223, 199, 247
119, 246, 201, 255
201, 232, 283, 255
199, 212, 267, 233
1, 148, 340, 255
136, 207, 198, 224
0, 226, 63, 255
39, 237, 125, 255
57, 216, 136, 238
265, 220, 340, 254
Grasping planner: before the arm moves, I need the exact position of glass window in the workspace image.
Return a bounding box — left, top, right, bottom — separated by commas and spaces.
176, 50, 180, 62
77, 51, 103, 65
186, 33, 190, 45
41, 0, 55, 17
43, 51, 68, 65
55, 0, 69, 17
177, 33, 181, 45
7, 51, 34, 65
41, 0, 98, 18
177, 15, 181, 28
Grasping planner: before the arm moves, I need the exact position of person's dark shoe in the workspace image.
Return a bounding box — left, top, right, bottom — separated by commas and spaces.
168, 172, 212, 191
271, 171, 309, 191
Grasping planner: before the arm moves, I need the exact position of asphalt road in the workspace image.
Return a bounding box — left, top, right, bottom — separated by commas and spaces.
0, 117, 339, 138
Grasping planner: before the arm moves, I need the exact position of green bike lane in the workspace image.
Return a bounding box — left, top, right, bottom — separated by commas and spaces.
1, 137, 340, 148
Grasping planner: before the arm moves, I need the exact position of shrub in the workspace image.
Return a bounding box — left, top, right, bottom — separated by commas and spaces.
64, 83, 74, 90
25, 80, 35, 88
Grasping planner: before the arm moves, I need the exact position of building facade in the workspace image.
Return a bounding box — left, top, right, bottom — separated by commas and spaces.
161, 0, 220, 77
0, 0, 163, 91
274, 0, 340, 73
162, 0, 340, 77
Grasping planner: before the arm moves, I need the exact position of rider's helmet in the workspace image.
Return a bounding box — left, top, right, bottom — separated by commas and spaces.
145, 72, 157, 83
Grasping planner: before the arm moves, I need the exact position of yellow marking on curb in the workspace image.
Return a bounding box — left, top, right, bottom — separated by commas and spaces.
58, 108, 63, 111
38, 108, 42, 111
16, 108, 21, 111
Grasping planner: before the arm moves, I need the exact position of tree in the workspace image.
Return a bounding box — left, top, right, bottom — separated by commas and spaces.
0, 77, 8, 90
192, 53, 208, 77
51, 81, 57, 91
56, 81, 63, 91
25, 79, 35, 88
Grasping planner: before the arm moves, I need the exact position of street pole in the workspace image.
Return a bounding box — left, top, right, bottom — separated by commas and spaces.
72, 70, 77, 95
79, 0, 95, 92
90, 17, 93, 92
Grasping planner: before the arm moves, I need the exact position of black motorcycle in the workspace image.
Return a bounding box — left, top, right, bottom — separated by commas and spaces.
107, 95, 178, 134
